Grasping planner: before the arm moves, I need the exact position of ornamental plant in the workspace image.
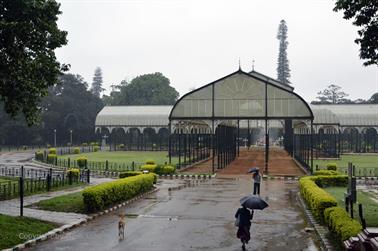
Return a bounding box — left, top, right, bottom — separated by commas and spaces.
67, 168, 80, 181
35, 151, 44, 161
82, 142, 88, 146
118, 144, 125, 149
48, 148, 57, 154
93, 146, 100, 152
47, 154, 57, 164
73, 147, 80, 154
77, 156, 88, 168
326, 163, 337, 171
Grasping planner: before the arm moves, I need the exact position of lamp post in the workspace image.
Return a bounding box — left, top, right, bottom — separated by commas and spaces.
70, 130, 73, 146
54, 129, 57, 147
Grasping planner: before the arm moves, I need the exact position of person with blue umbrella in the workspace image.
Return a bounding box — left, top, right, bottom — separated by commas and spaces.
247, 160, 261, 195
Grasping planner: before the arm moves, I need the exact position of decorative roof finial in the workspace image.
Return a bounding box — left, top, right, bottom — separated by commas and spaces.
238, 58, 241, 71
252, 59, 255, 71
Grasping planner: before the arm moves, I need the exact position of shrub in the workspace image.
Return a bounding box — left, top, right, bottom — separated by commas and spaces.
46, 144, 51, 148
77, 156, 88, 168
313, 170, 339, 176
313, 175, 348, 187
48, 148, 57, 154
118, 144, 125, 149
324, 207, 362, 241
145, 160, 156, 165
155, 164, 176, 175
67, 168, 80, 181
47, 154, 57, 164
90, 142, 99, 146
119, 171, 142, 178
326, 163, 337, 171
141, 164, 157, 173
82, 143, 88, 146
93, 146, 100, 152
299, 176, 337, 220
73, 147, 80, 154
35, 151, 44, 161
82, 173, 155, 212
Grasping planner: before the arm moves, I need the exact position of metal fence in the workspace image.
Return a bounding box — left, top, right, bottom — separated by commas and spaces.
0, 165, 89, 200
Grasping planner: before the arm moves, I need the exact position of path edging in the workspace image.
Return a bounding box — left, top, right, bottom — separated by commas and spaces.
159, 173, 216, 180
4, 187, 160, 251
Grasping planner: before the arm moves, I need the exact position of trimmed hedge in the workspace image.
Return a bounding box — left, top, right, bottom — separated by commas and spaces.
299, 176, 337, 220
141, 164, 158, 173
145, 160, 156, 165
313, 175, 348, 187
82, 173, 155, 212
119, 171, 142, 178
326, 163, 337, 171
313, 170, 339, 176
73, 147, 80, 154
48, 148, 57, 154
82, 143, 88, 146
140, 164, 175, 175
67, 168, 80, 181
47, 154, 57, 164
77, 156, 88, 168
118, 144, 124, 149
93, 146, 100, 152
324, 207, 362, 241
35, 151, 44, 161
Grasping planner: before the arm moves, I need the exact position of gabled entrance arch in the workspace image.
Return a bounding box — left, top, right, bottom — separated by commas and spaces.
169, 69, 314, 174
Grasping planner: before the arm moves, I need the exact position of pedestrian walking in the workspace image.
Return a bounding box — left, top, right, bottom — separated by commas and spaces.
252, 170, 261, 195
235, 206, 254, 250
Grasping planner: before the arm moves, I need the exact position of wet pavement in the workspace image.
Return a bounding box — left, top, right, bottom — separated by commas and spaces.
30, 177, 320, 251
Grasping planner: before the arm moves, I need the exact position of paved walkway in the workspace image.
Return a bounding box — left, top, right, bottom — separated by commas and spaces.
30, 177, 320, 251
183, 148, 306, 177
0, 178, 113, 224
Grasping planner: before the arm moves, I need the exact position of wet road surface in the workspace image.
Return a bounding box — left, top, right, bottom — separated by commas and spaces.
30, 177, 320, 251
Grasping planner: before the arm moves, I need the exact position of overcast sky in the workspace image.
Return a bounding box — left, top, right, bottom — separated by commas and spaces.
55, 0, 378, 102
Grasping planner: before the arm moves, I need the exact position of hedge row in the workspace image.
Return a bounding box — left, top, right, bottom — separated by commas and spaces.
299, 176, 337, 220
313, 170, 339, 176
119, 171, 143, 178
82, 173, 155, 212
300, 174, 362, 243
324, 207, 362, 241
140, 163, 176, 175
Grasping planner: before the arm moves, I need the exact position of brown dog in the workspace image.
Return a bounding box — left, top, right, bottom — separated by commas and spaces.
118, 214, 125, 239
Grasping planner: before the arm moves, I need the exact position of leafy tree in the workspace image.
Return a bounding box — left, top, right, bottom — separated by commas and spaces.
368, 92, 378, 104
0, 0, 68, 125
106, 73, 179, 105
276, 20, 291, 85
91, 67, 105, 97
314, 84, 349, 104
41, 74, 104, 145
334, 0, 378, 66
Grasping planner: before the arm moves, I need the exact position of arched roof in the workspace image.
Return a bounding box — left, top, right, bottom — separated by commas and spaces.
95, 106, 172, 127
311, 104, 378, 127
169, 70, 313, 120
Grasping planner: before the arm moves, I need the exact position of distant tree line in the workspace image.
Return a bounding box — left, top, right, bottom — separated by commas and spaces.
312, 84, 378, 104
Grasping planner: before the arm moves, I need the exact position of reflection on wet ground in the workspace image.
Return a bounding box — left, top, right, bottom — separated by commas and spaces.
31, 178, 320, 251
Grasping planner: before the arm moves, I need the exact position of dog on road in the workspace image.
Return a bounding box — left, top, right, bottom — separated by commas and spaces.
118, 213, 125, 240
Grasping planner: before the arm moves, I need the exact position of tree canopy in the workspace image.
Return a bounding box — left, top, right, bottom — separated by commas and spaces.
313, 84, 349, 104
276, 20, 291, 85
334, 0, 378, 66
0, 0, 68, 125
104, 72, 179, 105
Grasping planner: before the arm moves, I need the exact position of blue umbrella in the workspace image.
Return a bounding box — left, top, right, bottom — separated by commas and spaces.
240, 195, 268, 210
247, 167, 259, 173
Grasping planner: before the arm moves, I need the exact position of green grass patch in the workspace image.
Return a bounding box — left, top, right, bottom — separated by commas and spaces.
58, 151, 179, 165
314, 154, 378, 176
324, 186, 378, 227
0, 214, 56, 249
28, 191, 86, 214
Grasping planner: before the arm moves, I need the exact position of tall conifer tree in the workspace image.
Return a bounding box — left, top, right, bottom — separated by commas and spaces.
91, 67, 104, 97
276, 20, 291, 85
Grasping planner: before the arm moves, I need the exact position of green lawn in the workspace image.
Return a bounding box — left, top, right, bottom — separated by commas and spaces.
314, 154, 378, 176
0, 214, 56, 249
324, 186, 378, 227
58, 151, 178, 165
29, 191, 86, 214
